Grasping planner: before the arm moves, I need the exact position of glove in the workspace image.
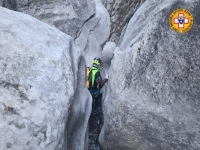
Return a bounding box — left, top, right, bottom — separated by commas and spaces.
103, 78, 108, 84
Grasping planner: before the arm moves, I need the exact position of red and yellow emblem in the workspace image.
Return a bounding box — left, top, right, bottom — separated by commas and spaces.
169, 8, 194, 34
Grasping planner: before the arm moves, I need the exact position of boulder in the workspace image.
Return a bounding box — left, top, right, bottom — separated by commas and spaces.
100, 0, 200, 149
76, 0, 110, 65
1, 0, 111, 66
0, 7, 91, 150
2, 0, 95, 39
100, 42, 116, 77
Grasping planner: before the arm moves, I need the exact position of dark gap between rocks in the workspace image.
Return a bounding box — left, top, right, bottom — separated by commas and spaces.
88, 96, 103, 150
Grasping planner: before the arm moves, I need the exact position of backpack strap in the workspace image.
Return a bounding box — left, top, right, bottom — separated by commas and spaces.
91, 68, 99, 88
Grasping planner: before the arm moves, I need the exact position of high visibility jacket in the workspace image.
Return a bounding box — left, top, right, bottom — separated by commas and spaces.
88, 66, 105, 90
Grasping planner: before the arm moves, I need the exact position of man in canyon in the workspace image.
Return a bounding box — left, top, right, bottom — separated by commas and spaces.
88, 57, 108, 114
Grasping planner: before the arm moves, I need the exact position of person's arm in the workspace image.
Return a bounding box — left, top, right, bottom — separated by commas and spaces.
95, 72, 108, 88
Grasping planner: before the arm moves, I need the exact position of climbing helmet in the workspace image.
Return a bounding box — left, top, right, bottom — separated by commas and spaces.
92, 57, 101, 66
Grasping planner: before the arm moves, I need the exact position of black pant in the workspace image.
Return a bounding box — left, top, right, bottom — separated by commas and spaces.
92, 94, 102, 113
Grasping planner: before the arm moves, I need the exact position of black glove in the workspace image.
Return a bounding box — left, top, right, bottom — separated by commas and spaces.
103, 78, 108, 84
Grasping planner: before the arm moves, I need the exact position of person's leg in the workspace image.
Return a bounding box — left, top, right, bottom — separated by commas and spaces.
92, 98, 96, 110
92, 93, 102, 114
98, 93, 102, 99
97, 93, 102, 114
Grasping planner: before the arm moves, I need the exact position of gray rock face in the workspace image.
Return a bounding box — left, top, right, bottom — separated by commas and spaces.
100, 0, 200, 149
2, 0, 95, 38
76, 0, 111, 65
101, 0, 145, 45
1, 0, 111, 66
100, 42, 116, 77
0, 7, 91, 150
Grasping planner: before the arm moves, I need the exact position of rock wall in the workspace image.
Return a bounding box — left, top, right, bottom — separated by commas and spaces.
100, 42, 116, 78
100, 0, 200, 149
2, 0, 95, 38
1, 0, 111, 66
101, 0, 145, 45
75, 0, 111, 66
0, 6, 91, 150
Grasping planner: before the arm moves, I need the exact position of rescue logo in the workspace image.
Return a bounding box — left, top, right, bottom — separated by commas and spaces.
169, 8, 193, 34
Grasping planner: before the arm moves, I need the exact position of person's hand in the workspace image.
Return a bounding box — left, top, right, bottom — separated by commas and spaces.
103, 78, 108, 83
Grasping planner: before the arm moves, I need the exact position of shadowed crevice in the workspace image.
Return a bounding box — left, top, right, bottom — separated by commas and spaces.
63, 55, 92, 150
